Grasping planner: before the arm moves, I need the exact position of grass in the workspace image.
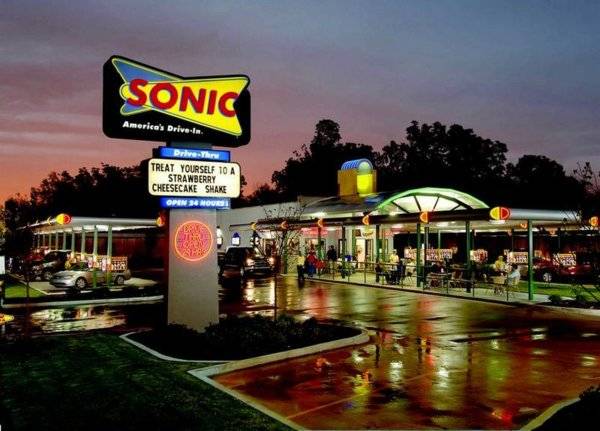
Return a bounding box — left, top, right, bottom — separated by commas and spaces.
1, 276, 45, 299
0, 333, 289, 431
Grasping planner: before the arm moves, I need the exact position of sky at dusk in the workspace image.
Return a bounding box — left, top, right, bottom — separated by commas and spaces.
1, 0, 599, 202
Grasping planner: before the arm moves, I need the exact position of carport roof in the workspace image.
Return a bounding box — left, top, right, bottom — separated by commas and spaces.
26, 216, 159, 234
303, 187, 488, 218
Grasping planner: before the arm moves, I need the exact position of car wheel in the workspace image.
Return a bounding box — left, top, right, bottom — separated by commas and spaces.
42, 270, 53, 281
75, 277, 87, 290
542, 272, 553, 283
115, 275, 125, 286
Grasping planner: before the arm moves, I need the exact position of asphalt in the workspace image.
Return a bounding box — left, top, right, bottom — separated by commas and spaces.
214, 276, 600, 430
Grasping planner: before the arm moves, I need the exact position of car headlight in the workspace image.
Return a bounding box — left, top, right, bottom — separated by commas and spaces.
246, 258, 255, 266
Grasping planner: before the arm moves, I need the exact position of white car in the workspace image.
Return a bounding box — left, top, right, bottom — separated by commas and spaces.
49, 262, 131, 290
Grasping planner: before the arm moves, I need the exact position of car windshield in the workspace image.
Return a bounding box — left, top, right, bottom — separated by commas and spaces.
70, 263, 89, 271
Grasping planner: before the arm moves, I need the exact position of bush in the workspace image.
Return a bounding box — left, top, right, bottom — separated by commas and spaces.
131, 314, 359, 360
575, 294, 589, 305
548, 294, 562, 305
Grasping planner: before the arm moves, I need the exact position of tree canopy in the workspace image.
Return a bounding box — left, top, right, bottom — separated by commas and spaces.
3, 119, 594, 231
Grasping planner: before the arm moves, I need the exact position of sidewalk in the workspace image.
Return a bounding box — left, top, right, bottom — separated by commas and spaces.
285, 271, 551, 306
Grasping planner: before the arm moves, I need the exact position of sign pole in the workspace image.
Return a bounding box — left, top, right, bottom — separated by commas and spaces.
166, 142, 219, 332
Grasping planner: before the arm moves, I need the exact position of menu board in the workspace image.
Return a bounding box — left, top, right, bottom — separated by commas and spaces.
404, 248, 455, 261
553, 253, 576, 267
99, 256, 128, 271
470, 249, 488, 263
507, 252, 528, 264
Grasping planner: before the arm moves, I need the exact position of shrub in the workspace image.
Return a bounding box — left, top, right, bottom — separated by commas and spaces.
131, 314, 360, 360
548, 294, 562, 304
575, 294, 589, 305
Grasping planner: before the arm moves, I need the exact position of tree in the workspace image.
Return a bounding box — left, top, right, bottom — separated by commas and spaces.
573, 162, 600, 217
506, 155, 585, 209
376, 121, 508, 204
272, 119, 377, 198
244, 183, 284, 206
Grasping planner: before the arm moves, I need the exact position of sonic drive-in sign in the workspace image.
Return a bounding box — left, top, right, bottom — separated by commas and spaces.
103, 56, 250, 147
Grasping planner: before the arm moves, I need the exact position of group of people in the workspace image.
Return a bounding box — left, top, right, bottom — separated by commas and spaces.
296, 246, 339, 281
493, 255, 521, 285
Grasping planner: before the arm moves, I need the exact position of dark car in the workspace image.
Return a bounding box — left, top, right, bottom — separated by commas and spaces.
533, 254, 598, 283
219, 247, 274, 279
31, 250, 70, 281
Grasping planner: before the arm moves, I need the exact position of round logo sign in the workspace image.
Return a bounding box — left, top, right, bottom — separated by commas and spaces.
174, 221, 213, 262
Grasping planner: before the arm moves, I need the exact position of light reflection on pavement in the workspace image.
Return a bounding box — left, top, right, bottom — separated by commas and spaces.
215, 276, 600, 430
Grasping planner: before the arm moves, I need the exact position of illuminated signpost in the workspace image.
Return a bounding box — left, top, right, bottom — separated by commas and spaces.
103, 55, 249, 331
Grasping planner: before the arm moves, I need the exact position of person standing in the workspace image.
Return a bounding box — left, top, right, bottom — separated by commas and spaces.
306, 251, 317, 278
296, 253, 306, 281
389, 250, 400, 284
326, 245, 337, 273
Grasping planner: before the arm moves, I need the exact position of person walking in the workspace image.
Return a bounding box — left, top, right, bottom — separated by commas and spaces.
296, 253, 306, 281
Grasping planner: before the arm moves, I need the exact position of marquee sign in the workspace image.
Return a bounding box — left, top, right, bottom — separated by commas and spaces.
174, 221, 213, 261
103, 56, 250, 147
148, 158, 240, 198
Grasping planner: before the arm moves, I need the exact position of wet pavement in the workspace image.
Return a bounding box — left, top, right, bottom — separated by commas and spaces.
214, 276, 600, 430
3, 302, 165, 336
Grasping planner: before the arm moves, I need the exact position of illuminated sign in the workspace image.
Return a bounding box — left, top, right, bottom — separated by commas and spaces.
158, 146, 230, 162
590, 216, 599, 227
490, 207, 511, 220
103, 56, 250, 147
231, 232, 241, 246
317, 218, 324, 229
159, 197, 231, 209
0, 314, 15, 325
361, 215, 370, 226
156, 214, 167, 227
56, 213, 72, 225
419, 211, 429, 224
148, 158, 240, 198
174, 221, 213, 261
280, 220, 289, 230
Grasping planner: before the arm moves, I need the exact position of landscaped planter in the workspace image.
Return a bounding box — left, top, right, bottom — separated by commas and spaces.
127, 314, 365, 361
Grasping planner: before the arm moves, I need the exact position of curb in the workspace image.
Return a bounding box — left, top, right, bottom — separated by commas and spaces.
1, 295, 164, 309
120, 331, 227, 363
292, 275, 526, 308
520, 397, 578, 430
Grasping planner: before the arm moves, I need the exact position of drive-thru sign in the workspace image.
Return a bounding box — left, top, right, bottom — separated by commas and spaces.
103, 55, 249, 332
148, 158, 240, 198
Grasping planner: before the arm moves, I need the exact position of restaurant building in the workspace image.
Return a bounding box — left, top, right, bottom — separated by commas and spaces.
217, 159, 596, 300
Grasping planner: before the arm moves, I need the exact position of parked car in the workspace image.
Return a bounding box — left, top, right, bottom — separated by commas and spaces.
219, 247, 274, 279
533, 254, 597, 283
31, 250, 70, 281
49, 262, 132, 290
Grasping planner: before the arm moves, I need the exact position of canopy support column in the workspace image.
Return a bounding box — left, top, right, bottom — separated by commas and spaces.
465, 221, 471, 272
106, 225, 113, 288
70, 229, 75, 256
92, 226, 98, 289
55, 231, 59, 251
80, 228, 86, 261
527, 220, 534, 301
375, 224, 381, 263
62, 231, 67, 250
424, 225, 429, 276
416, 222, 422, 287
